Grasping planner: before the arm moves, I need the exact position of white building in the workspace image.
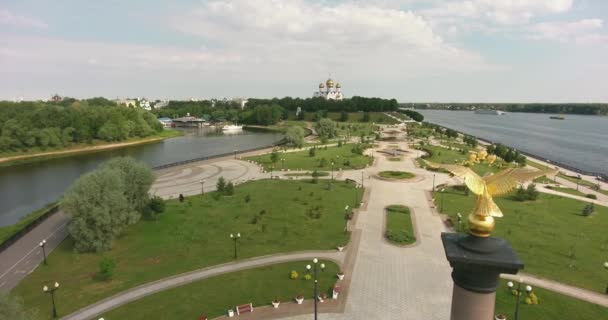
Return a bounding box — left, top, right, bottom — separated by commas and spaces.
313, 78, 344, 100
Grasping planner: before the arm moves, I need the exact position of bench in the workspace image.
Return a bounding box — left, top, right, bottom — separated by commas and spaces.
236, 303, 253, 315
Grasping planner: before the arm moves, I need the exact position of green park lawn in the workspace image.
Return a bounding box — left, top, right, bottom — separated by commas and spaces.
284, 171, 330, 177
102, 261, 340, 320
378, 171, 416, 180
246, 144, 373, 171
420, 145, 513, 176
494, 279, 608, 320
335, 122, 379, 138
547, 186, 587, 197
533, 176, 554, 184
433, 188, 608, 293
10, 180, 360, 319
384, 205, 415, 245
527, 160, 604, 191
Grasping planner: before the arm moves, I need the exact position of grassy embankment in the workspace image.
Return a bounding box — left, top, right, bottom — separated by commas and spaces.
384, 205, 415, 245
433, 188, 608, 293
0, 202, 58, 245
418, 144, 510, 176
528, 160, 608, 196
102, 261, 340, 319
494, 279, 607, 319
0, 129, 183, 167
10, 180, 361, 319
246, 144, 373, 171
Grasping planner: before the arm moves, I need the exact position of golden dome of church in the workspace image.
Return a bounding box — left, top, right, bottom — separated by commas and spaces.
314, 76, 344, 101
326, 78, 334, 88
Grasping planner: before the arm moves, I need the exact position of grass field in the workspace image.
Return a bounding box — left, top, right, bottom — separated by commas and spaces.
495, 279, 608, 320
547, 186, 587, 197
384, 205, 415, 245
433, 188, 608, 293
101, 261, 340, 320
378, 171, 416, 180
10, 180, 360, 318
420, 145, 505, 176
246, 144, 373, 171
284, 171, 329, 177
335, 122, 378, 138
527, 160, 603, 190
0, 202, 58, 245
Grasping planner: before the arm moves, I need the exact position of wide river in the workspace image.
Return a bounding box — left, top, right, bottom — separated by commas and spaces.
0, 128, 283, 227
418, 110, 608, 176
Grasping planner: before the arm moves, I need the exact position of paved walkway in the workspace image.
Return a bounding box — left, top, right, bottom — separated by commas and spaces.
62, 250, 345, 320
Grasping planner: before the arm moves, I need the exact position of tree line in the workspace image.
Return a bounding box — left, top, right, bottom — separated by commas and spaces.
406, 103, 608, 115
0, 98, 163, 153
246, 96, 399, 113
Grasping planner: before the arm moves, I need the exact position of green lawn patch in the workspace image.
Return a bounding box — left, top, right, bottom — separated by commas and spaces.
384, 205, 415, 245
10, 180, 360, 318
0, 202, 58, 245
433, 188, 608, 293
246, 144, 373, 171
388, 157, 402, 162
101, 261, 339, 320
495, 279, 608, 320
420, 145, 504, 176
378, 171, 415, 180
534, 176, 554, 184
546, 186, 586, 197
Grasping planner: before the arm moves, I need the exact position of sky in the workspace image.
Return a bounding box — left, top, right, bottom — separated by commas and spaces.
1, 0, 607, 102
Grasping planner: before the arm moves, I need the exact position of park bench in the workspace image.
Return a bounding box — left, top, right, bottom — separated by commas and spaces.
236, 303, 253, 315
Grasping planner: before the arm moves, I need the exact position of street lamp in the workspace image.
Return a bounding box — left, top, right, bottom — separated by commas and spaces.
39, 239, 48, 265
440, 188, 445, 213
200, 179, 205, 195
604, 261, 608, 294
331, 162, 335, 180
344, 205, 349, 234
230, 233, 241, 260
281, 158, 285, 170
43, 281, 60, 318
457, 212, 462, 233
306, 258, 326, 320
507, 279, 532, 320
432, 174, 436, 191
234, 149, 237, 159
270, 165, 274, 179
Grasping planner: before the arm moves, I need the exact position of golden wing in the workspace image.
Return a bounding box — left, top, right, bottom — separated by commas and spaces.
424, 161, 485, 195
484, 168, 557, 196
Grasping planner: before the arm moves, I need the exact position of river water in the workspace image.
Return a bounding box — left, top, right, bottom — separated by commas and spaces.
417, 110, 608, 176
0, 128, 283, 227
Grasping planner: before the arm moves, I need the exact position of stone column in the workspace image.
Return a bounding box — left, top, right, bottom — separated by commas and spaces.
441, 233, 523, 320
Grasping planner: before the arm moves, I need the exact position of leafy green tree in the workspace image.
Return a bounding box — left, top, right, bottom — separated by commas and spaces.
270, 150, 279, 164
144, 195, 165, 220
315, 118, 337, 139
225, 182, 235, 195
309, 147, 316, 157
98, 256, 117, 281
216, 176, 226, 193
0, 293, 34, 320
285, 126, 305, 148
362, 112, 370, 122
62, 167, 139, 252
103, 157, 155, 212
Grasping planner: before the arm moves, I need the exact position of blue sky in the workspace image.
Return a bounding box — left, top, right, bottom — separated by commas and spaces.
1, 0, 607, 102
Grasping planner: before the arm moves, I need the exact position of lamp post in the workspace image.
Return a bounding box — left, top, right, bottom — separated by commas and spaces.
200, 179, 205, 195
281, 158, 285, 170
270, 165, 274, 179
234, 149, 237, 159
604, 261, 608, 294
457, 213, 462, 233
432, 174, 436, 191
331, 162, 335, 180
39, 239, 47, 265
230, 233, 241, 260
507, 280, 532, 320
306, 258, 326, 320
343, 205, 350, 234
440, 188, 445, 213
43, 281, 59, 318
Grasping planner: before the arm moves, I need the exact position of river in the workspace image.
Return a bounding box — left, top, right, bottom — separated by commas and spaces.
417, 110, 608, 176
0, 128, 283, 227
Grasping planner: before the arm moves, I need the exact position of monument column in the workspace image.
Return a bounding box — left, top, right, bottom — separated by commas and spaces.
442, 233, 523, 320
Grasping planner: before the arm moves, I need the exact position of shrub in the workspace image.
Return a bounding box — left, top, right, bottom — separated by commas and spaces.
245, 194, 251, 203
319, 158, 327, 168
98, 256, 116, 281
582, 203, 595, 216
144, 196, 165, 220
586, 194, 597, 199
179, 194, 184, 202
211, 192, 221, 200
225, 182, 234, 195
304, 274, 312, 280
309, 147, 316, 157
216, 177, 226, 193
290, 270, 299, 280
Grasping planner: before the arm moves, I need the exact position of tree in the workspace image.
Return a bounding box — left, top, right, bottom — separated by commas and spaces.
144, 195, 165, 220
582, 203, 595, 216
526, 184, 539, 200
309, 147, 316, 157
285, 126, 305, 148
315, 118, 337, 139
62, 167, 139, 252
216, 176, 226, 193
225, 182, 235, 195
103, 157, 155, 212
0, 294, 33, 320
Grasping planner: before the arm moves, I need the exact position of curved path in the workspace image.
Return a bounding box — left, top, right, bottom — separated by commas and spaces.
62, 250, 345, 320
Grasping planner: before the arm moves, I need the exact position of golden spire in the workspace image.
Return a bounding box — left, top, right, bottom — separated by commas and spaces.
326, 78, 334, 88
425, 161, 556, 237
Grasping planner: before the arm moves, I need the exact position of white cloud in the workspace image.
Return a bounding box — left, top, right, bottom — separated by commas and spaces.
0, 8, 47, 29
528, 18, 606, 44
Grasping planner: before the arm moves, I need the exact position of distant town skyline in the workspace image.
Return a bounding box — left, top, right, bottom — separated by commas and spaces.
1, 0, 607, 102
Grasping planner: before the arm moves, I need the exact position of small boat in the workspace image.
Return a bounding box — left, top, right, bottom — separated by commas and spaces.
474, 110, 505, 115
549, 116, 565, 120
222, 124, 243, 131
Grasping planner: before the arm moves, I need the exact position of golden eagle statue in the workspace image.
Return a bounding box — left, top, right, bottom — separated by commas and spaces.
426, 161, 556, 237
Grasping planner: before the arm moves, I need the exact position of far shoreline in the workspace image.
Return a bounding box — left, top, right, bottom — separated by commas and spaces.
0, 130, 183, 168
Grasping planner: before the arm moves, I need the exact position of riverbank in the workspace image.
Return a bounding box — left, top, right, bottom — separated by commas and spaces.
0, 130, 183, 167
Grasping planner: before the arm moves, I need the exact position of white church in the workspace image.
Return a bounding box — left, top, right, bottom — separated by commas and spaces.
313, 78, 344, 100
